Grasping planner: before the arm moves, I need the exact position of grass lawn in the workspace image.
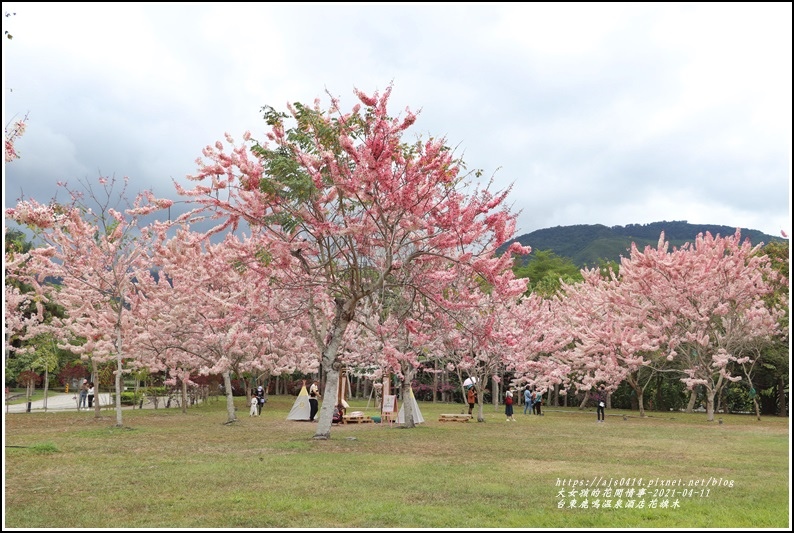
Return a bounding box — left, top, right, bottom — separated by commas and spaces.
3, 396, 790, 528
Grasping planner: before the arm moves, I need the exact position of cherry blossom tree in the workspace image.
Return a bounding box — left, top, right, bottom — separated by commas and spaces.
504, 289, 573, 408
132, 226, 319, 423
178, 85, 529, 439
554, 267, 666, 417
5, 176, 172, 426
616, 230, 785, 421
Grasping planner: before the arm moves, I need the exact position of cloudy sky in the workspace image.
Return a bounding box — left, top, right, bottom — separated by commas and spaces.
3, 2, 791, 238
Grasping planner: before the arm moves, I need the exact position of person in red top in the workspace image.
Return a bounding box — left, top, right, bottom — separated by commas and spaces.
505, 389, 515, 422
467, 387, 476, 415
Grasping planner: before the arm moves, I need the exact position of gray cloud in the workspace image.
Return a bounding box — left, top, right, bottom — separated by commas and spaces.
3, 3, 790, 239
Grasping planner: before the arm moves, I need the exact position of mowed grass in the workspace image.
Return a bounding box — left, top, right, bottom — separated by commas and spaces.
4, 396, 790, 528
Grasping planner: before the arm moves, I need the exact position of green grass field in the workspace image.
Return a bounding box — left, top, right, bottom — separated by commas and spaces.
4, 396, 790, 528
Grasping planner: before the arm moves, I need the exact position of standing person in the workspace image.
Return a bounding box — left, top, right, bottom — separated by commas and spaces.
78, 379, 89, 410
87, 382, 95, 409
505, 389, 515, 422
467, 386, 476, 416
595, 385, 606, 423
534, 390, 543, 416
308, 381, 320, 422
256, 385, 266, 415
523, 386, 532, 415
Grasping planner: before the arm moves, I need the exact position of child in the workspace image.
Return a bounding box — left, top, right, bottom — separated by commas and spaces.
332, 403, 345, 424
250, 395, 259, 417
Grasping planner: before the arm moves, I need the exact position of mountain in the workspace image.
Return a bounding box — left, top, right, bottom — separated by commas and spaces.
501, 220, 784, 268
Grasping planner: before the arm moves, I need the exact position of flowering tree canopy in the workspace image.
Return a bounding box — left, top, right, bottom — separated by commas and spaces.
178, 85, 529, 438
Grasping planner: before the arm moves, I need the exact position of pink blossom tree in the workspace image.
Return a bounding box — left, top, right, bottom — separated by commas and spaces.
5, 176, 172, 426
178, 85, 528, 438
616, 230, 785, 421
131, 226, 319, 423
554, 267, 666, 417
505, 290, 574, 408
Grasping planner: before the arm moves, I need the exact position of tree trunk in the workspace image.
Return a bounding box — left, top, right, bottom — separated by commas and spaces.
686, 387, 697, 413
43, 368, 49, 412
655, 374, 663, 412
705, 387, 716, 422
634, 388, 646, 418
313, 297, 355, 440
112, 312, 124, 426
492, 375, 499, 410
476, 388, 485, 422
315, 368, 340, 439
222, 370, 236, 424
401, 366, 416, 429
181, 379, 188, 414
626, 376, 646, 417
777, 376, 787, 417
578, 390, 590, 410
432, 359, 438, 404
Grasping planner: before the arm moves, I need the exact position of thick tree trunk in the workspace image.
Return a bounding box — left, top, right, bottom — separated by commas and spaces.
315, 369, 339, 438
705, 388, 716, 422
778, 376, 787, 417
313, 297, 355, 440
635, 389, 646, 418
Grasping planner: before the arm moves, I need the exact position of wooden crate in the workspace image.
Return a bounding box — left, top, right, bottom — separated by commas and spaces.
342, 414, 373, 424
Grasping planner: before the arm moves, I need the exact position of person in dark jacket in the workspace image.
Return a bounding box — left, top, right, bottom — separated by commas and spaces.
595, 385, 606, 423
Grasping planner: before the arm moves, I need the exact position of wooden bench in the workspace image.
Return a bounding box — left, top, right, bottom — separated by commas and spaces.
438, 414, 472, 423
342, 414, 373, 424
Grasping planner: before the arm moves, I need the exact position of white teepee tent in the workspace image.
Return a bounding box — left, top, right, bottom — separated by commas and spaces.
397, 387, 424, 424
286, 385, 311, 421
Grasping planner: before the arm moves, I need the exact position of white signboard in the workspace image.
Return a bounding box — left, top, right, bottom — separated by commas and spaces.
382, 394, 397, 414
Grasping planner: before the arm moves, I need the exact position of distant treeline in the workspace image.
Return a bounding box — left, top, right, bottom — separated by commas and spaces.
501, 220, 784, 268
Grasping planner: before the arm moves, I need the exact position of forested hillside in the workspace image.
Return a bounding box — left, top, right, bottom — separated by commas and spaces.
502, 220, 784, 267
